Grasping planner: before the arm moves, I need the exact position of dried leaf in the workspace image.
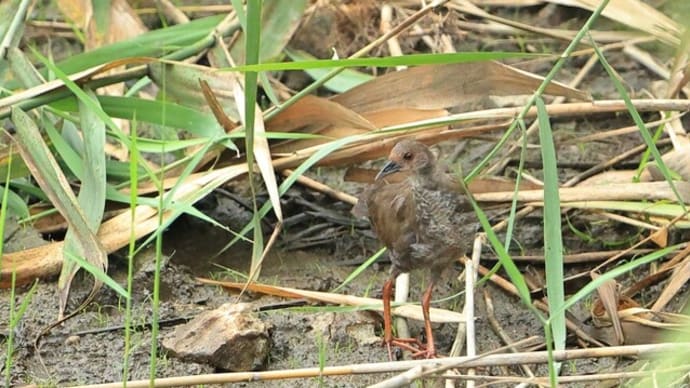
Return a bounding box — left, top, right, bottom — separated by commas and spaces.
11, 107, 108, 317
591, 273, 625, 345
56, 0, 91, 28
651, 256, 690, 312
268, 95, 376, 153
197, 278, 465, 323
548, 0, 680, 45
332, 62, 590, 114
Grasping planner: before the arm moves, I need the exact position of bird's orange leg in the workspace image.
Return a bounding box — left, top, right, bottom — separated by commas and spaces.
383, 276, 427, 359
420, 281, 437, 358
382, 277, 395, 360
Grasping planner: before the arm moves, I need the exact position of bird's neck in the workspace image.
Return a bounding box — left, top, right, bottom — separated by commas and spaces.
411, 164, 442, 190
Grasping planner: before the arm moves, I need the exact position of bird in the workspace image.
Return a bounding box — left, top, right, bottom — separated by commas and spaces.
359, 139, 475, 359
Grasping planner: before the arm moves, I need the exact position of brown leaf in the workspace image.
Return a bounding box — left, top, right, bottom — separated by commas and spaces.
85, 0, 147, 50
267, 95, 376, 153
548, 0, 680, 45
591, 274, 626, 345
197, 278, 465, 323
651, 256, 690, 312
56, 0, 91, 28
332, 62, 590, 114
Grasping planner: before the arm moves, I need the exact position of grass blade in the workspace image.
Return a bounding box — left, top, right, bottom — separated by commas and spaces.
536, 96, 566, 380
10, 107, 118, 318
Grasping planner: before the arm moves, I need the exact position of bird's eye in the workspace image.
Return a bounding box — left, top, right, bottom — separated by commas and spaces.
403, 152, 413, 160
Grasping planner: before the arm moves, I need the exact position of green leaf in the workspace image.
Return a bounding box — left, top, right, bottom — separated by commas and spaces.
0, 186, 29, 219
536, 96, 566, 355
226, 52, 543, 72
55, 15, 225, 74
285, 48, 372, 93
51, 95, 223, 138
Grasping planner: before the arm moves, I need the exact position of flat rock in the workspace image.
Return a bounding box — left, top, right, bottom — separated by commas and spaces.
162, 302, 270, 371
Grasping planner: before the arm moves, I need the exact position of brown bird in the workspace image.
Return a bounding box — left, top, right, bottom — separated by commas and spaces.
361, 139, 475, 358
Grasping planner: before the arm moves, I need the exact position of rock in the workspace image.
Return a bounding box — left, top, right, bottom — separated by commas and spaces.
162, 302, 270, 371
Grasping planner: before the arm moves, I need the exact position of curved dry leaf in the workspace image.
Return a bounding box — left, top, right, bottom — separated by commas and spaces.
332, 62, 590, 114
268, 95, 376, 153
197, 278, 466, 323
0, 57, 155, 116
646, 148, 690, 182
477, 181, 690, 203
651, 256, 690, 312
362, 107, 448, 128
548, 0, 680, 46
268, 95, 376, 134
0, 164, 249, 288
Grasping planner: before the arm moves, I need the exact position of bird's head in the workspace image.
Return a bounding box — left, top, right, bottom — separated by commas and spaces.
375, 139, 435, 180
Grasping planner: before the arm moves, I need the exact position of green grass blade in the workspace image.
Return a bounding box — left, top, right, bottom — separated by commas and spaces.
536, 96, 566, 377
55, 15, 225, 74
50, 95, 223, 138
560, 244, 680, 314
285, 48, 372, 93
227, 52, 543, 72
591, 37, 686, 211
332, 248, 386, 293
465, 0, 611, 182
122, 120, 140, 387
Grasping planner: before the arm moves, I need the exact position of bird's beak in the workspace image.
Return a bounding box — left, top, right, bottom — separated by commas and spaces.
375, 160, 401, 180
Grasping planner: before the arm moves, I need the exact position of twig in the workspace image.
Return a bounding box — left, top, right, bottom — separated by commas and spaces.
75, 342, 690, 388
281, 169, 358, 205
468, 258, 606, 346
563, 138, 673, 187
488, 248, 658, 264
483, 289, 537, 380
486, 46, 598, 176
440, 364, 690, 384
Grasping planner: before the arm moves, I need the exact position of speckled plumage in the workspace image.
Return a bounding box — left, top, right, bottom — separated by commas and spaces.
365, 139, 473, 278
360, 139, 476, 358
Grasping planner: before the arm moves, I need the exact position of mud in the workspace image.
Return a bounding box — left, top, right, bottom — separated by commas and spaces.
3, 2, 690, 387
2, 138, 655, 386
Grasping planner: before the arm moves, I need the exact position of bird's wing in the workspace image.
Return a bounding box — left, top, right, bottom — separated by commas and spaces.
365, 180, 417, 253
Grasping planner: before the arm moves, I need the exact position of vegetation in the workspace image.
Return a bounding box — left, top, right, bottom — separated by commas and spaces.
1, 0, 689, 386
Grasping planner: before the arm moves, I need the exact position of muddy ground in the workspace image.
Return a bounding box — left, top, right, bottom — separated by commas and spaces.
3, 117, 679, 387
0, 195, 593, 387
2, 2, 690, 387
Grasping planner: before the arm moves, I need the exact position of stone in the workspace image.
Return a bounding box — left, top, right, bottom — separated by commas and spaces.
162, 302, 270, 371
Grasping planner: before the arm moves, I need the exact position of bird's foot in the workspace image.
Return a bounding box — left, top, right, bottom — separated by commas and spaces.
409, 346, 438, 359
384, 337, 439, 360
